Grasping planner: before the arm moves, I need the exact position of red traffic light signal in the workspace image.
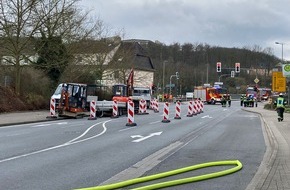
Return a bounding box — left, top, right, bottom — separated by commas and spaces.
235, 63, 240, 73
217, 62, 221, 72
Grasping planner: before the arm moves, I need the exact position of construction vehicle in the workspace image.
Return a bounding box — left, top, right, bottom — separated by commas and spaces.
51, 83, 127, 118
194, 84, 227, 104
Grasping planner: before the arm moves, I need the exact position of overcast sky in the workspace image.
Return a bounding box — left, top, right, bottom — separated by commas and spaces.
78, 0, 290, 61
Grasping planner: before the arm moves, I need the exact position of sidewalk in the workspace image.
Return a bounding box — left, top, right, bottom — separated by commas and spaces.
0, 110, 52, 126
244, 102, 290, 190
0, 104, 290, 189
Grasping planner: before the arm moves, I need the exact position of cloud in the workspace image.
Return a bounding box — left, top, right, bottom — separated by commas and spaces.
79, 0, 290, 60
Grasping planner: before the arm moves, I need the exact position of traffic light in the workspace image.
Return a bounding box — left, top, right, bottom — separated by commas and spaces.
235, 63, 240, 73
176, 72, 179, 79
231, 71, 235, 78
217, 62, 221, 72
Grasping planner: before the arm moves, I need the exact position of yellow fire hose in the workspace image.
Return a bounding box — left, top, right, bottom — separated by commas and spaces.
77, 160, 242, 190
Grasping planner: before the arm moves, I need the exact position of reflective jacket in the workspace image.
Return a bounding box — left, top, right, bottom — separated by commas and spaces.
276, 97, 285, 108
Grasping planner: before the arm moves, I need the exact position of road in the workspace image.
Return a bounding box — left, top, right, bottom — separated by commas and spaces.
0, 101, 265, 190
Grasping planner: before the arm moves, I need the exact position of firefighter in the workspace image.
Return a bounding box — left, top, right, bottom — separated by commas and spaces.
221, 95, 227, 107
227, 94, 232, 107
274, 93, 287, 122
240, 94, 245, 106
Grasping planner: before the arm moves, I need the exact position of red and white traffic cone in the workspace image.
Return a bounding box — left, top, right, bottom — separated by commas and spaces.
111, 100, 119, 118
162, 102, 170, 123
174, 101, 181, 119
47, 98, 57, 119
187, 101, 193, 117
88, 100, 97, 120
126, 100, 137, 126
154, 99, 159, 113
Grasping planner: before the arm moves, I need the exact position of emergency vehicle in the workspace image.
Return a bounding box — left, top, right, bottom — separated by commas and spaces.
194, 84, 228, 104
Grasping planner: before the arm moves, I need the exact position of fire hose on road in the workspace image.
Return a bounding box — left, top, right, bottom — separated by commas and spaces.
77, 160, 242, 190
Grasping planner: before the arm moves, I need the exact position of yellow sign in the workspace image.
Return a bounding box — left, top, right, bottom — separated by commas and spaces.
272, 71, 286, 92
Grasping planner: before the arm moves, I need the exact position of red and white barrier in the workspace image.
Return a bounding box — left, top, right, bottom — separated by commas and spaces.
47, 98, 57, 119
162, 102, 170, 123
174, 101, 181, 119
196, 99, 201, 114
200, 99, 204, 113
126, 100, 137, 126
192, 102, 198, 115
88, 100, 97, 120
154, 99, 159, 113
111, 100, 119, 118
187, 101, 193, 117
138, 99, 148, 115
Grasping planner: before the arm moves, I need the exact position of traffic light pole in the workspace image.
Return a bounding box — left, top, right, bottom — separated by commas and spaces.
218, 74, 231, 82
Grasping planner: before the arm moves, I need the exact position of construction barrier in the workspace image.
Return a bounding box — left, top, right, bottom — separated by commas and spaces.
126, 100, 137, 126
154, 99, 159, 113
194, 99, 199, 114
162, 102, 170, 123
88, 100, 97, 120
111, 100, 119, 118
138, 99, 149, 115
174, 101, 181, 119
199, 99, 204, 113
192, 101, 198, 116
187, 101, 193, 117
47, 98, 57, 119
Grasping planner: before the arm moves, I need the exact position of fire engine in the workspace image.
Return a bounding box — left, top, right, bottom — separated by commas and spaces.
194, 84, 228, 104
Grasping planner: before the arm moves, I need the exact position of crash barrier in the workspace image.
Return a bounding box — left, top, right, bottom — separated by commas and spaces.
174, 101, 181, 119
138, 99, 148, 115
162, 102, 170, 123
77, 160, 242, 190
187, 101, 193, 117
47, 98, 57, 118
88, 100, 97, 120
126, 100, 137, 126
111, 100, 119, 118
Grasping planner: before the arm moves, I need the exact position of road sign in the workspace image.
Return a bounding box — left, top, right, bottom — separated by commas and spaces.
282, 64, 290, 77
254, 78, 259, 84
272, 71, 286, 92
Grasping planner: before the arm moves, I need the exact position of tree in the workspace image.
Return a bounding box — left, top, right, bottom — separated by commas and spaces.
0, 0, 44, 94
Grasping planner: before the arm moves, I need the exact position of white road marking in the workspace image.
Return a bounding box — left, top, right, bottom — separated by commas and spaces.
131, 131, 163, 142
0, 120, 112, 163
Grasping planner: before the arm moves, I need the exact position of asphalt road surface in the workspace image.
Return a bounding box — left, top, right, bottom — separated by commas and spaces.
0, 101, 265, 190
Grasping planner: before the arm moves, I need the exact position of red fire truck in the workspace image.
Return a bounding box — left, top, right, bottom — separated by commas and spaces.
194, 84, 228, 104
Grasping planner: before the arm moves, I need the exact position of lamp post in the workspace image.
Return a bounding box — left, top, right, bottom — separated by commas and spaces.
275, 41, 290, 105
169, 72, 179, 99
275, 42, 284, 63
162, 61, 167, 102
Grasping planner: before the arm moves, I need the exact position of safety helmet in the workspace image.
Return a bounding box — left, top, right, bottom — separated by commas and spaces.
279, 93, 283, 97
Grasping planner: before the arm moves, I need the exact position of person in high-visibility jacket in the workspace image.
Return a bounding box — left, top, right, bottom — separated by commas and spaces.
240, 94, 245, 106
274, 93, 287, 122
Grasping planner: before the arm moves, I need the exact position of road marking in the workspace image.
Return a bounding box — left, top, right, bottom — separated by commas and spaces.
0, 120, 112, 163
31, 124, 51, 127
201, 115, 212, 119
131, 131, 162, 142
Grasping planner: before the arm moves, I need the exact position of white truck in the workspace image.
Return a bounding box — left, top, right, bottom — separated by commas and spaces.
131, 87, 152, 108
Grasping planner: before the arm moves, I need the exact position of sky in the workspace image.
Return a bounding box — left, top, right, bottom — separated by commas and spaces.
77, 0, 290, 61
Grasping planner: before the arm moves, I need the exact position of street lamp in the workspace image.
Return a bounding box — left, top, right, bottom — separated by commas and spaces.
275, 41, 284, 63
169, 72, 179, 99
